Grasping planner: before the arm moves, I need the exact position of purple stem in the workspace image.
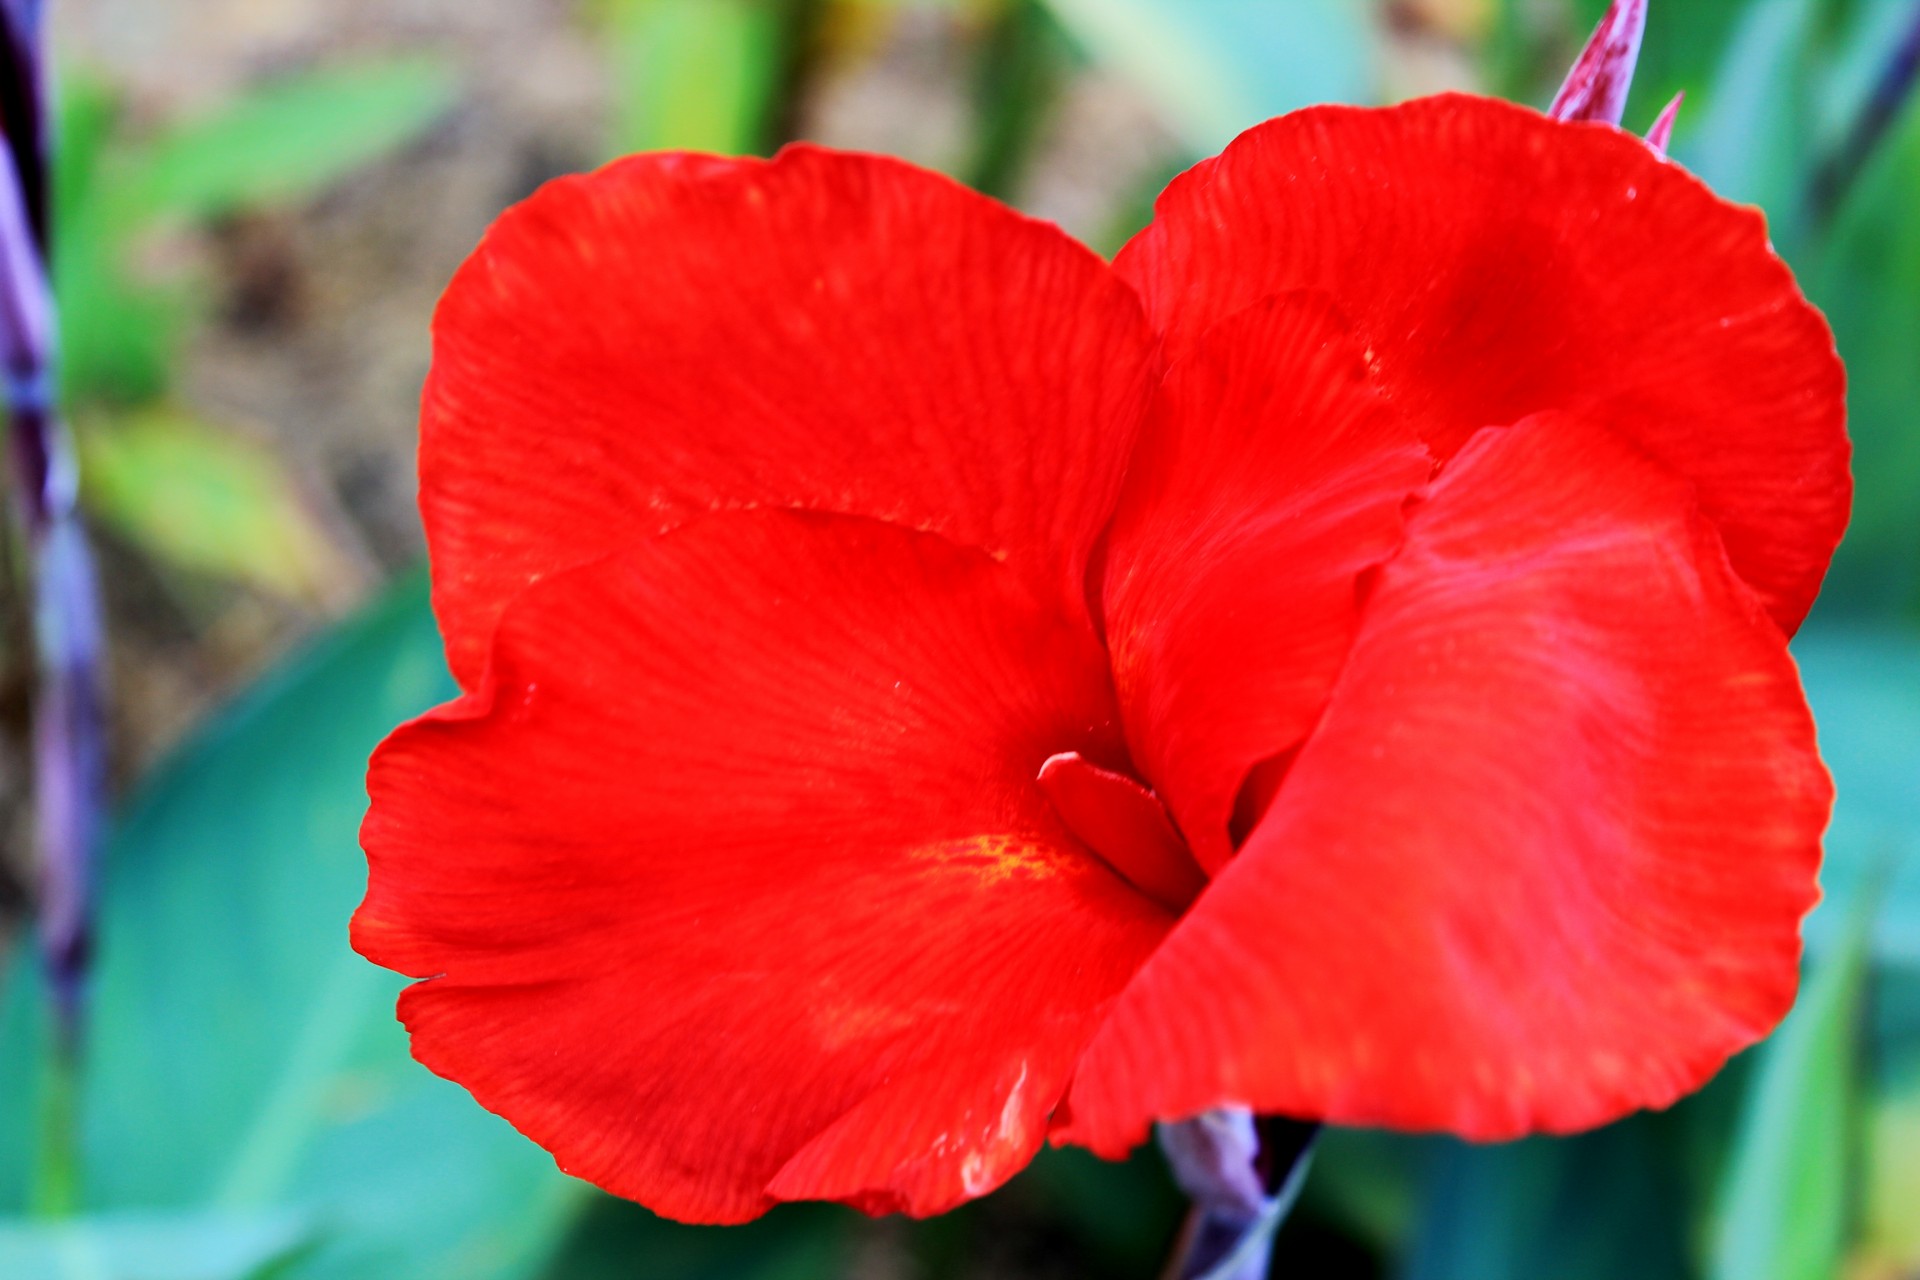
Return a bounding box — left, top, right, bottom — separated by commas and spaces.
1, 0, 106, 1055
1159, 1111, 1319, 1279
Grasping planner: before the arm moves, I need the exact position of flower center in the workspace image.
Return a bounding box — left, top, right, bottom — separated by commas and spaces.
1036, 752, 1208, 914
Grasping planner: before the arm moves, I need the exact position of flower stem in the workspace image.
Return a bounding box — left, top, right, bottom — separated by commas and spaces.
1159, 1111, 1320, 1280
1, 0, 107, 1216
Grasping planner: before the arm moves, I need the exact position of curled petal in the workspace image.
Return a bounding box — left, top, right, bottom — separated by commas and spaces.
1116, 95, 1849, 635
423, 146, 1156, 688
1037, 752, 1206, 913
1100, 293, 1430, 872
1061, 413, 1830, 1153
1548, 0, 1648, 126
355, 511, 1169, 1221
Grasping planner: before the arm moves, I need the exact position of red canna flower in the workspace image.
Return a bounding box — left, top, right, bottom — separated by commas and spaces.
352, 88, 1848, 1223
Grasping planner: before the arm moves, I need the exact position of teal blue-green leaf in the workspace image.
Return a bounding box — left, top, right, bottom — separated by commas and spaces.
1804, 93, 1920, 614
120, 56, 457, 224
0, 577, 583, 1279
1792, 627, 1920, 964
0, 1209, 310, 1280
1682, 0, 1824, 241
1038, 0, 1375, 156
1398, 1121, 1691, 1280
597, 0, 780, 156
0, 955, 42, 1214
1612, 0, 1754, 132
1706, 889, 1874, 1280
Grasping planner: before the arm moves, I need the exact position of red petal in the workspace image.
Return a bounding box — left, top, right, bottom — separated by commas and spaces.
1099, 294, 1430, 872
1115, 95, 1849, 634
354, 511, 1169, 1222
1037, 752, 1206, 913
1060, 413, 1829, 1152
1547, 0, 1647, 126
423, 146, 1155, 688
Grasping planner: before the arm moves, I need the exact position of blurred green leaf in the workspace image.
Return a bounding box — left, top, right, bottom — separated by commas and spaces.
1300, 1130, 1426, 1255
53, 70, 119, 236
120, 56, 458, 224
1398, 1122, 1691, 1280
966, 0, 1073, 200
76, 409, 356, 602
539, 1199, 852, 1280
1805, 93, 1920, 614
54, 56, 457, 410
54, 74, 187, 412
53, 220, 184, 407
1810, 0, 1916, 144
1038, 0, 1375, 156
1684, 0, 1825, 233
1858, 973, 1920, 1272
1002, 1143, 1183, 1273
1707, 888, 1874, 1280
0, 578, 583, 1279
1618, 0, 1757, 130
0, 962, 31, 1214
0, 1209, 310, 1280
1792, 627, 1920, 963
598, 0, 782, 156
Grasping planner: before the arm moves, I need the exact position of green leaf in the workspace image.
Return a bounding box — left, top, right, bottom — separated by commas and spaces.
538, 1199, 853, 1280
1398, 1122, 1691, 1280
53, 195, 186, 407
1858, 973, 1920, 1272
1682, 0, 1825, 238
54, 71, 120, 233
1614, 0, 1755, 132
0, 960, 33, 1214
597, 0, 781, 156
1037, 0, 1376, 156
0, 578, 583, 1278
1706, 889, 1874, 1280
998, 1143, 1184, 1273
120, 56, 458, 224
1804, 94, 1920, 614
1791, 627, 1920, 964
76, 410, 357, 602
1298, 1130, 1425, 1254
0, 1209, 310, 1280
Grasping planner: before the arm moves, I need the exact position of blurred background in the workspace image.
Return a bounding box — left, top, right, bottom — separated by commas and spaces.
0, 0, 1915, 1276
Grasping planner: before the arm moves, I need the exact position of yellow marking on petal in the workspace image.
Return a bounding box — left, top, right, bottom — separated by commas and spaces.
810, 998, 922, 1053
912, 833, 1069, 885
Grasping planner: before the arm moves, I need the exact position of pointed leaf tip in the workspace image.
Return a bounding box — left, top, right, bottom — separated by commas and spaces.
1549, 0, 1649, 127
1646, 92, 1683, 154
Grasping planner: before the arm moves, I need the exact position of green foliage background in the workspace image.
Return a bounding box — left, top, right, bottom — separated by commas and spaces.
2, 1, 1917, 1276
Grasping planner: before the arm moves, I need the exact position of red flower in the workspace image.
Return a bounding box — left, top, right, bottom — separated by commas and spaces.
352, 94, 1848, 1223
